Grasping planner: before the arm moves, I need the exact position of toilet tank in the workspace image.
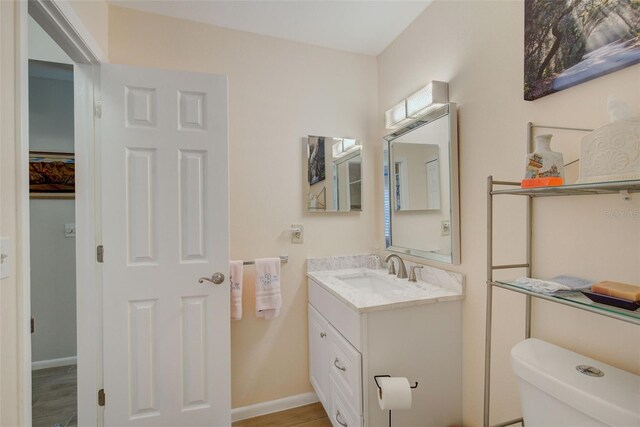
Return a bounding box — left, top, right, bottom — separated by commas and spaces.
511, 338, 640, 427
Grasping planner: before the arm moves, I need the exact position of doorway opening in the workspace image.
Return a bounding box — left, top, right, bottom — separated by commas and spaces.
28, 15, 78, 427
19, 2, 102, 425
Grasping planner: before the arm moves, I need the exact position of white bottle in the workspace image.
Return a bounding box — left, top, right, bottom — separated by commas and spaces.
525, 134, 564, 180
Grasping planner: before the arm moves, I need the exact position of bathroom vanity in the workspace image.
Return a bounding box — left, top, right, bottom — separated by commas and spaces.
307, 256, 464, 427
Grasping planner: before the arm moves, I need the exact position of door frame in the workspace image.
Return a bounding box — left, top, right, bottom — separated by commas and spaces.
17, 1, 105, 425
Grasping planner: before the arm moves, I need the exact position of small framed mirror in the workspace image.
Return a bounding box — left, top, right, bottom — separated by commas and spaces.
383, 103, 460, 264
305, 136, 362, 212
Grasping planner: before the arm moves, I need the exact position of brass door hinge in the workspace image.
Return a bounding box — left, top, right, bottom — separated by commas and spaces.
98, 388, 105, 406
97, 245, 104, 263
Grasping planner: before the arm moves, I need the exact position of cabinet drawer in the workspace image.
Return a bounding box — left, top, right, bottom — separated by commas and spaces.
308, 278, 361, 350
330, 377, 363, 427
328, 323, 362, 415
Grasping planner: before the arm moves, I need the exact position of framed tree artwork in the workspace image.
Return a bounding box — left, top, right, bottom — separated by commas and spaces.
307, 136, 326, 185
525, 0, 640, 101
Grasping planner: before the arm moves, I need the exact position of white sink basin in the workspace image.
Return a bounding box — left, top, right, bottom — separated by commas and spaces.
335, 272, 403, 293
307, 267, 465, 313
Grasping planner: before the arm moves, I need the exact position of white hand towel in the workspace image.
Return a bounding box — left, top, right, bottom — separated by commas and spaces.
230, 260, 244, 321
255, 258, 282, 319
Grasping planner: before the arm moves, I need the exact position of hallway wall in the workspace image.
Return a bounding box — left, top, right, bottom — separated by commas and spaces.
29, 66, 77, 365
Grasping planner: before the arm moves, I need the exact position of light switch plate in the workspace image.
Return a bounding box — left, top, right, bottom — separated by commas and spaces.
441, 220, 451, 236
65, 223, 76, 238
291, 224, 304, 244
1, 237, 11, 279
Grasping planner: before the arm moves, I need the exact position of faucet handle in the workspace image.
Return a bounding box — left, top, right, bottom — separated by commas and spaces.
409, 265, 423, 282
387, 259, 396, 275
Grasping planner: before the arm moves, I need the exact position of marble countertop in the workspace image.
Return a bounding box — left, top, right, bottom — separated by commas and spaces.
307, 267, 464, 313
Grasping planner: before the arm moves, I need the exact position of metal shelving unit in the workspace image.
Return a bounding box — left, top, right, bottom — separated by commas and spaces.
483, 176, 640, 427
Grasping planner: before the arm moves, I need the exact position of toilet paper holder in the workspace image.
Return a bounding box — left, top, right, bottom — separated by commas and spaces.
374, 374, 418, 399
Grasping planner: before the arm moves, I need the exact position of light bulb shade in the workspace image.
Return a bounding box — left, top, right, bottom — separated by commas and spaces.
385, 100, 411, 130
342, 138, 356, 151
406, 81, 448, 119
331, 138, 361, 159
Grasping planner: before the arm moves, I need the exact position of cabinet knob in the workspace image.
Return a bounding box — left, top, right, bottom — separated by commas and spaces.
334, 358, 346, 372
320, 332, 326, 338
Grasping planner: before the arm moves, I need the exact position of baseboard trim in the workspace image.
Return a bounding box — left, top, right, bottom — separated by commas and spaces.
32, 356, 77, 370
231, 391, 319, 422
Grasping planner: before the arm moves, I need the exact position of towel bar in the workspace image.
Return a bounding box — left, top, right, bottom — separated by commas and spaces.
242, 256, 288, 266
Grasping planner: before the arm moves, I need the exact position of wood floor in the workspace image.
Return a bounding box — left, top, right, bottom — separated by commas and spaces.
32, 364, 77, 427
31, 366, 325, 427
233, 402, 331, 427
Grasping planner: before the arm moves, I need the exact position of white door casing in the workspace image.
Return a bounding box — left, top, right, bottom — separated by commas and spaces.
101, 64, 230, 426
426, 159, 440, 210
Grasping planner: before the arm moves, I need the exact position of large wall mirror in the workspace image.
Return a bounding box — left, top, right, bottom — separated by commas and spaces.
305, 136, 362, 212
383, 103, 460, 264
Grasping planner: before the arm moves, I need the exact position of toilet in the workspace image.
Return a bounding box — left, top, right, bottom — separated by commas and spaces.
511, 338, 640, 427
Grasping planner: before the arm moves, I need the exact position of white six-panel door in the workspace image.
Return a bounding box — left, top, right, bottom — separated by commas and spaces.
101, 64, 230, 426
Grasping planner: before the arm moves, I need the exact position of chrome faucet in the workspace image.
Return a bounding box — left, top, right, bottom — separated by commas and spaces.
383, 254, 408, 279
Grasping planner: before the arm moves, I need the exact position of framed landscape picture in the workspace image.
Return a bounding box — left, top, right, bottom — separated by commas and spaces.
29, 151, 75, 199
524, 0, 640, 101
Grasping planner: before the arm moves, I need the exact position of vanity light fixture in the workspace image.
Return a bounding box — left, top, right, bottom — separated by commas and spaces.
332, 138, 361, 159
385, 81, 449, 129
406, 81, 449, 118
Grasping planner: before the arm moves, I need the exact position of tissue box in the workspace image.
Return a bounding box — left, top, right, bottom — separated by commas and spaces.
577, 122, 640, 184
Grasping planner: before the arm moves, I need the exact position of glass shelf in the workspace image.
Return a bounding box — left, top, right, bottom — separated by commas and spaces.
491, 179, 640, 197
492, 280, 640, 325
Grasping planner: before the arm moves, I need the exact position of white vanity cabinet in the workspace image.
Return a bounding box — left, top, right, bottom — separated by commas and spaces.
308, 276, 462, 427
309, 304, 363, 426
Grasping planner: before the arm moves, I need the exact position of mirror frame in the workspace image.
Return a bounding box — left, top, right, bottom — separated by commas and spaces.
383, 103, 460, 264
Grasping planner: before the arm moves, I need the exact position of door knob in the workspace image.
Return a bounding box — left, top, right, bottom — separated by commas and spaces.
198, 272, 225, 285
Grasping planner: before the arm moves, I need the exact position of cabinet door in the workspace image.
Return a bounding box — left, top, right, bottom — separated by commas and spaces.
308, 304, 329, 409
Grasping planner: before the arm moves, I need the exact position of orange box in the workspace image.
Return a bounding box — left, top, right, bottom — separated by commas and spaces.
591, 281, 640, 302
521, 177, 564, 188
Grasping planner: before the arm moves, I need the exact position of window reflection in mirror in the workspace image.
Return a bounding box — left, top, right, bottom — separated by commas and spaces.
306, 136, 362, 212
384, 103, 459, 264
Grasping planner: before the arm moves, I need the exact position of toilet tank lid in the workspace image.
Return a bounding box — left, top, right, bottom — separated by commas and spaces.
511, 338, 640, 426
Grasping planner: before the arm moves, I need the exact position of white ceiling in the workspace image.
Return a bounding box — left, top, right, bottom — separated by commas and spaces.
108, 0, 432, 56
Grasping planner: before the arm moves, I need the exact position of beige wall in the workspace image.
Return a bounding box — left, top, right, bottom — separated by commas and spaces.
378, 1, 640, 425
67, 0, 108, 57
108, 5, 379, 408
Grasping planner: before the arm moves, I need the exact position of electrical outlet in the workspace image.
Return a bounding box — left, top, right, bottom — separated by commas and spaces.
1, 237, 11, 279
65, 223, 76, 238
291, 224, 304, 244
441, 220, 450, 236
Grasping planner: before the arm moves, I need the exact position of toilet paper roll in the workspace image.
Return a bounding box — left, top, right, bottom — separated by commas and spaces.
377, 377, 412, 410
